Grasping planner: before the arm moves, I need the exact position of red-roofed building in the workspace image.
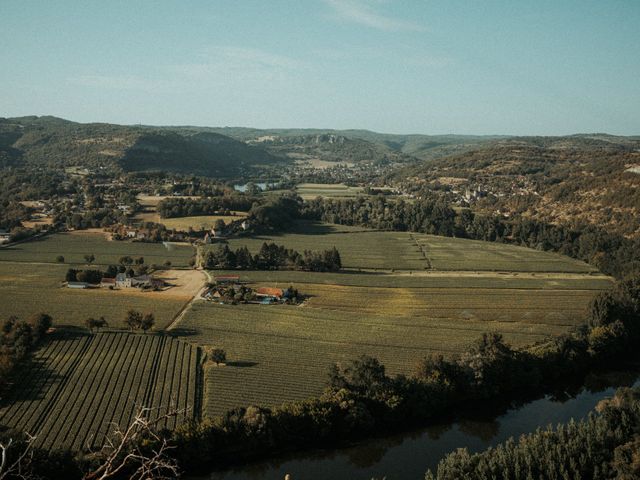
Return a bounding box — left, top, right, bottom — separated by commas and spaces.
255, 287, 284, 299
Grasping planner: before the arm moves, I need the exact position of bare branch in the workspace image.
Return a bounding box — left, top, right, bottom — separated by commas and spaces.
0, 433, 37, 480
82, 405, 183, 480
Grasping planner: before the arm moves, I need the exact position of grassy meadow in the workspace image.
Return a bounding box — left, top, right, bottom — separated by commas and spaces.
137, 213, 247, 231
0, 262, 188, 329
213, 221, 597, 273
0, 232, 195, 266
0, 232, 196, 329
294, 183, 365, 200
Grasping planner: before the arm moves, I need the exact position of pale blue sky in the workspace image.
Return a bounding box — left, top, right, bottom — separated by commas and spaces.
1, 1, 639, 135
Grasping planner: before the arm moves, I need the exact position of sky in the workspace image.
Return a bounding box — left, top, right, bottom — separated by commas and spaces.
1, 0, 639, 135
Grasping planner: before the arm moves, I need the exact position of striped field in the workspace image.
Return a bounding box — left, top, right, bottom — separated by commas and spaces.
0, 331, 201, 450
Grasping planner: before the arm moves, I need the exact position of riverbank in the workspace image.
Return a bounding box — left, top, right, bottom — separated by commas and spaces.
197, 369, 640, 480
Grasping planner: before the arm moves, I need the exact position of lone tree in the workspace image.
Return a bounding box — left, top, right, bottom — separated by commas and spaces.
29, 313, 52, 340
85, 316, 108, 333
140, 313, 155, 333
84, 254, 95, 265
124, 310, 143, 331
208, 347, 227, 366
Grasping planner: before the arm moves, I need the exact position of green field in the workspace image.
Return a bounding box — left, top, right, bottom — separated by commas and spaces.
0, 225, 611, 440
211, 222, 596, 273
0, 262, 188, 329
0, 232, 195, 266
135, 211, 248, 231
185, 223, 608, 416
178, 268, 606, 417
0, 330, 201, 450
294, 183, 365, 200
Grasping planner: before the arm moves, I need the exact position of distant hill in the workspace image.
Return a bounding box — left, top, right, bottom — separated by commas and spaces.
198, 127, 502, 162
393, 135, 640, 238
246, 133, 414, 165
0, 116, 285, 176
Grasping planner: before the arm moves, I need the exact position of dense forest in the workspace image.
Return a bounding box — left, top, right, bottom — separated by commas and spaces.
427, 385, 640, 479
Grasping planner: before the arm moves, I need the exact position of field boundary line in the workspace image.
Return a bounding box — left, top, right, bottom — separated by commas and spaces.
165, 275, 207, 331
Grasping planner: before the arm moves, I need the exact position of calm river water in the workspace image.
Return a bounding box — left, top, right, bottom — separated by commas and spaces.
199, 372, 638, 480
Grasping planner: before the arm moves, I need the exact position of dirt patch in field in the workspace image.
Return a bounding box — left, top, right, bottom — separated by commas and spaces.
136, 212, 161, 223
154, 269, 206, 297
68, 228, 112, 240
22, 218, 53, 229
83, 270, 205, 301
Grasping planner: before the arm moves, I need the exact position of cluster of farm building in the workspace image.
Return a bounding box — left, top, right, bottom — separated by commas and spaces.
67, 272, 167, 290
203, 275, 300, 305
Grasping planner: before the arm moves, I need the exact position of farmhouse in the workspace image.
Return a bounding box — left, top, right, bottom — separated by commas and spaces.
0, 231, 10, 244
67, 281, 89, 289
115, 273, 132, 288
100, 277, 116, 288
255, 287, 285, 303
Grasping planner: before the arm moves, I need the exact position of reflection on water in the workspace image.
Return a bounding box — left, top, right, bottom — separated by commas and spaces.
233, 183, 276, 192
202, 371, 639, 480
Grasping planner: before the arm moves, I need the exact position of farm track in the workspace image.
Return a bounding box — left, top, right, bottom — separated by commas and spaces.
0, 332, 201, 450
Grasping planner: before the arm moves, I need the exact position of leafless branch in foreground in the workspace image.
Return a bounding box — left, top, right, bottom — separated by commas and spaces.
0, 433, 37, 480
83, 406, 183, 480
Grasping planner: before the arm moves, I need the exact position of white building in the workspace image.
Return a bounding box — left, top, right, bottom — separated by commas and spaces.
115, 273, 132, 288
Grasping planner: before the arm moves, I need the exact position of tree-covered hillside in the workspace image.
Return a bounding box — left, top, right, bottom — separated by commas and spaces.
0, 116, 286, 176
392, 135, 640, 238
199, 127, 502, 161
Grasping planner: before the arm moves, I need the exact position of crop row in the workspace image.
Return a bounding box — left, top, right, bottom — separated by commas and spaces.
0, 331, 201, 450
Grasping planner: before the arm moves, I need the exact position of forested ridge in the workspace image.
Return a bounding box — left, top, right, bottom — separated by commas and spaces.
391, 135, 640, 238
0, 116, 285, 176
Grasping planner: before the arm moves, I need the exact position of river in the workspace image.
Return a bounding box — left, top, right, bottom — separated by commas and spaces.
233, 183, 277, 192
199, 371, 639, 480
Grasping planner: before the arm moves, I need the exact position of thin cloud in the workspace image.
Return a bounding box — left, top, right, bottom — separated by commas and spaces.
68, 47, 307, 92
174, 46, 307, 83
324, 0, 425, 32
67, 74, 172, 92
